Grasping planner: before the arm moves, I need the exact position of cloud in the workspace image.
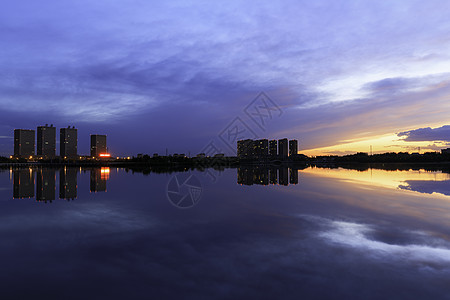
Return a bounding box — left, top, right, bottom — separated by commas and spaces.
278, 77, 450, 150
321, 220, 450, 264
2, 0, 450, 155
398, 125, 450, 142
400, 180, 450, 197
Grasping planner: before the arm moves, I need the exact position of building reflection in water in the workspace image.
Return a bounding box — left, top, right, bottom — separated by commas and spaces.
279, 167, 289, 186
13, 168, 34, 199
60, 167, 78, 200
90, 167, 109, 193
290, 168, 298, 184
237, 166, 300, 186
12, 167, 111, 201
36, 168, 56, 203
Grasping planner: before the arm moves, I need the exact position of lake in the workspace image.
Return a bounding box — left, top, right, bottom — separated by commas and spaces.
1, 165, 450, 299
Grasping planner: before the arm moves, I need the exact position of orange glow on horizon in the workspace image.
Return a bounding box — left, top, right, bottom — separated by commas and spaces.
301, 132, 449, 157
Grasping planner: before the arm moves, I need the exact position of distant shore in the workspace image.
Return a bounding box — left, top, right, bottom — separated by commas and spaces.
2, 152, 450, 171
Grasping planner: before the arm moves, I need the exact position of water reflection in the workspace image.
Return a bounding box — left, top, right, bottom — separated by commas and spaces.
11, 167, 111, 201
237, 166, 300, 186
10, 165, 450, 203
90, 167, 109, 193
13, 168, 34, 199
399, 180, 450, 196
60, 168, 77, 200
3, 165, 450, 298
36, 168, 56, 202
304, 166, 450, 198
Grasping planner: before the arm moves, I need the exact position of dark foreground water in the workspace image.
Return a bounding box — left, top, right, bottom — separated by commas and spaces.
1, 166, 450, 299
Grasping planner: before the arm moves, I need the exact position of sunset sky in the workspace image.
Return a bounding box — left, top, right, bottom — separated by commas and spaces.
1, 0, 450, 156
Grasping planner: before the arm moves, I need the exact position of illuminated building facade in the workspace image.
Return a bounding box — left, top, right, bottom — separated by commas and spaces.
14, 129, 35, 158
237, 139, 254, 158
37, 124, 56, 158
238, 138, 296, 160
60, 127, 78, 159
90, 134, 107, 157
269, 140, 277, 157
237, 139, 269, 159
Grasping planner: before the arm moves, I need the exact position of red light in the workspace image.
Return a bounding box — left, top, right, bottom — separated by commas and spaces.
99, 153, 111, 157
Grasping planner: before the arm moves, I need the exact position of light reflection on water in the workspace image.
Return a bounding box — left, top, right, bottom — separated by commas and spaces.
0, 166, 450, 299
303, 166, 450, 192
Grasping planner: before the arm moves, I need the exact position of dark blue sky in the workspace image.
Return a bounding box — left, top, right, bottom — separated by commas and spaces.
2, 0, 450, 156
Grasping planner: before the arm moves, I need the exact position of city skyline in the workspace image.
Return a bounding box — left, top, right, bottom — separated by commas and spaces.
13, 125, 107, 158
1, 1, 450, 157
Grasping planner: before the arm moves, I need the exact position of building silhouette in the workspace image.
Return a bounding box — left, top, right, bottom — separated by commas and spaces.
90, 135, 107, 157
289, 140, 298, 157
37, 124, 56, 159
254, 139, 269, 158
36, 168, 55, 202
14, 129, 35, 158
237, 139, 254, 158
60, 126, 78, 159
238, 138, 298, 160
60, 168, 78, 200
13, 169, 34, 199
278, 138, 288, 159
269, 140, 277, 157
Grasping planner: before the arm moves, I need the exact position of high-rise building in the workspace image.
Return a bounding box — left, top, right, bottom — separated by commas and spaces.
254, 139, 268, 158
237, 139, 254, 158
289, 139, 298, 157
37, 124, 56, 158
60, 127, 78, 159
278, 138, 288, 158
14, 129, 35, 158
90, 134, 107, 157
269, 140, 277, 157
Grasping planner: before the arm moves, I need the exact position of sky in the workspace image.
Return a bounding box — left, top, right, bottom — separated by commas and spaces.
1, 0, 450, 156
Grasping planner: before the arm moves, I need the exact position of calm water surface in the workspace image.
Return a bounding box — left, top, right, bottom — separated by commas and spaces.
1, 166, 450, 299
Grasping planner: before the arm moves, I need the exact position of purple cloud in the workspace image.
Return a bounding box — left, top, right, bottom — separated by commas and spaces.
2, 0, 450, 156
398, 126, 450, 142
